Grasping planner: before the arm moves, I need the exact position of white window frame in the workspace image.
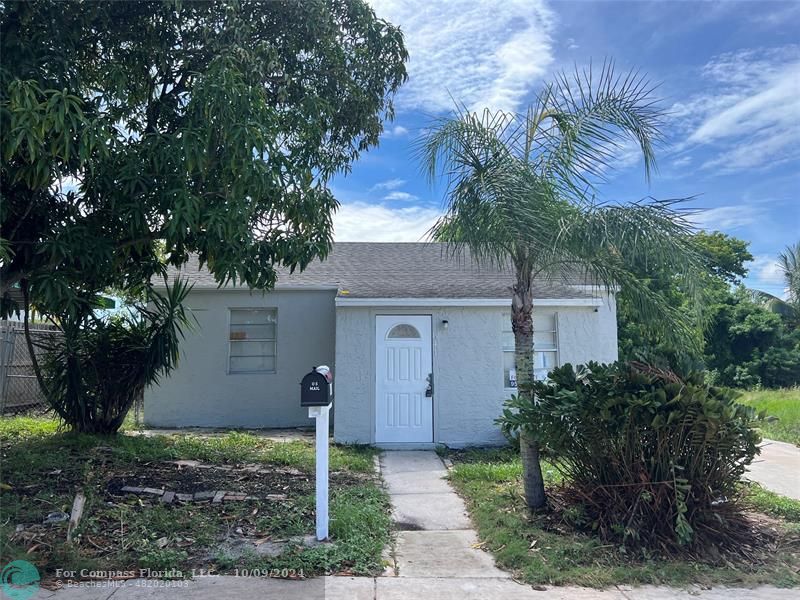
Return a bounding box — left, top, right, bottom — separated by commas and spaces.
228, 308, 277, 374
502, 312, 560, 390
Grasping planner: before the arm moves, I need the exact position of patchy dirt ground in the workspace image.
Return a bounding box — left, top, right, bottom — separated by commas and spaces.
2, 425, 390, 579
108, 462, 316, 498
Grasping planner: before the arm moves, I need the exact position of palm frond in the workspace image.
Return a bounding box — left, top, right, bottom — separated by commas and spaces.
778, 242, 800, 305
416, 107, 532, 266
417, 64, 703, 349
530, 60, 664, 201
522, 199, 706, 349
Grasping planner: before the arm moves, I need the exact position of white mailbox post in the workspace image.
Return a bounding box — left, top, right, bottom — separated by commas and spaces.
301, 365, 333, 541
308, 403, 330, 540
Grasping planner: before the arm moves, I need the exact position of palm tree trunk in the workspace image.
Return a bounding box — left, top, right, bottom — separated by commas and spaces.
512, 261, 546, 510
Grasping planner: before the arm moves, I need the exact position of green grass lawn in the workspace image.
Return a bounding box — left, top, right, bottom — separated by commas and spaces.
0, 416, 390, 581
740, 388, 800, 446
445, 448, 800, 588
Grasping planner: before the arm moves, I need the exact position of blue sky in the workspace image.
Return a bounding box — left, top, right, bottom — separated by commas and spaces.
330, 0, 799, 297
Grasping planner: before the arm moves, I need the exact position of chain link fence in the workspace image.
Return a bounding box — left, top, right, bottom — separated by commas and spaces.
0, 320, 61, 414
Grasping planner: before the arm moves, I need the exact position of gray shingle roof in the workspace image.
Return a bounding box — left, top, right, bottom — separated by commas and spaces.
165, 243, 591, 300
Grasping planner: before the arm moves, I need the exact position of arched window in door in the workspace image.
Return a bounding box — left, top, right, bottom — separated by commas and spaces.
386, 324, 421, 339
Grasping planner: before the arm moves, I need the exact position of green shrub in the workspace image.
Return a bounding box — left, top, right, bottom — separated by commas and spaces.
499, 362, 763, 553
40, 281, 193, 434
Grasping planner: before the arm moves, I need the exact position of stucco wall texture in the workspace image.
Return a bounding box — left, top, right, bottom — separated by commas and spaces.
144, 289, 337, 428
334, 295, 618, 447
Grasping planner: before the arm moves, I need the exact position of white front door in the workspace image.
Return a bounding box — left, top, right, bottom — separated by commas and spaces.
375, 315, 433, 443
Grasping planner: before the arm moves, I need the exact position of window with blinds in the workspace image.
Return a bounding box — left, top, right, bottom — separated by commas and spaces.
501, 312, 559, 387
229, 309, 277, 373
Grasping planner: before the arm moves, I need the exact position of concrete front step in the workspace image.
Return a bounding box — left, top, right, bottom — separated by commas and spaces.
380, 450, 448, 475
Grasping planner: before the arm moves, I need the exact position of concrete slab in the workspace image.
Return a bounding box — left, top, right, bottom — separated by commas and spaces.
381, 451, 447, 475
746, 439, 800, 500
616, 585, 800, 599
393, 531, 509, 578
376, 577, 563, 599
391, 492, 472, 530
382, 470, 453, 495
324, 576, 375, 599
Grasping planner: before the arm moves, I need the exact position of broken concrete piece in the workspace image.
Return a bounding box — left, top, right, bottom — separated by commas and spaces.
194, 491, 215, 501
142, 487, 164, 495
120, 486, 144, 494
212, 491, 225, 503
161, 491, 175, 504
176, 493, 193, 502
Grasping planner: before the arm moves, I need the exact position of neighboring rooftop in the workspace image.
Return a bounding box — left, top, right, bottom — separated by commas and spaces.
164, 242, 592, 299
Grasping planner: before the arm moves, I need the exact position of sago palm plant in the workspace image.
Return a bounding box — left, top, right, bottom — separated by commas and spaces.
418, 63, 704, 510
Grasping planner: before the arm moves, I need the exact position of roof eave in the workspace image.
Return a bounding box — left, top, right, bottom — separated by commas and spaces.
334, 297, 604, 307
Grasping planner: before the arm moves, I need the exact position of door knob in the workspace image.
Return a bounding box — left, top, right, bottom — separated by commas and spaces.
425, 372, 433, 397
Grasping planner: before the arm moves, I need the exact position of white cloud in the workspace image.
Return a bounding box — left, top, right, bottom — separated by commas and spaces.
690, 205, 760, 231
381, 124, 410, 138
384, 191, 418, 201
370, 0, 555, 113
747, 254, 789, 298
671, 156, 692, 169
333, 201, 441, 242
670, 46, 800, 173
370, 178, 406, 192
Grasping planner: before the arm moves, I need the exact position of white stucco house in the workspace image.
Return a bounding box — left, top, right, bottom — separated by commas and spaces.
145, 243, 618, 447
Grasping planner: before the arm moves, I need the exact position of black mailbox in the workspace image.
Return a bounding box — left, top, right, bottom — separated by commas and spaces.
301, 368, 332, 407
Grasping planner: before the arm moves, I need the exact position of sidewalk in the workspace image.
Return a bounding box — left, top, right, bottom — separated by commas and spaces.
746, 439, 800, 500
34, 576, 800, 599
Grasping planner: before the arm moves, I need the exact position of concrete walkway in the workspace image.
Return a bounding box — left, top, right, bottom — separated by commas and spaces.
378, 450, 509, 580
746, 439, 800, 500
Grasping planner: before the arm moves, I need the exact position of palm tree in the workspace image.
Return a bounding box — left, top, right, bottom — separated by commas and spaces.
418, 63, 704, 510
751, 242, 799, 323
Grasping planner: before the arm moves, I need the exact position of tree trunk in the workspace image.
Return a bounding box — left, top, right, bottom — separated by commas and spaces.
20, 279, 50, 399
512, 260, 547, 510
519, 429, 546, 509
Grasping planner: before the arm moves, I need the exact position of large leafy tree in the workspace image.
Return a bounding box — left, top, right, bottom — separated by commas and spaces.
419, 64, 703, 510
1, 0, 406, 433
618, 232, 799, 388
706, 288, 800, 388
1, 0, 407, 319
618, 231, 753, 370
